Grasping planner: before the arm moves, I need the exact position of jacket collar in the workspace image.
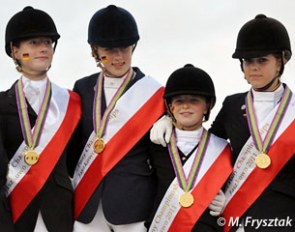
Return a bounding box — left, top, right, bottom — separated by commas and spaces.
7, 80, 37, 117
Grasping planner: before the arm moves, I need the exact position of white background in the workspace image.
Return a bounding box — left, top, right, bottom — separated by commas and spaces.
1, 0, 295, 126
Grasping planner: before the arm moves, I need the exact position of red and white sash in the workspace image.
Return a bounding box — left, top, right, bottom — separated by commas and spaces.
223, 93, 295, 232
5, 84, 81, 223
149, 134, 232, 232
73, 76, 164, 219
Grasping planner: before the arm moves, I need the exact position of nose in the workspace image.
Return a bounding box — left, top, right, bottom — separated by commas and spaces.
249, 61, 259, 70
38, 44, 50, 55
40, 43, 48, 51
112, 48, 122, 56
38, 39, 52, 51
182, 102, 189, 109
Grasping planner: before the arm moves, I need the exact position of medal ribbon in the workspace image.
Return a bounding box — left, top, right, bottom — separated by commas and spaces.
93, 68, 134, 138
15, 78, 52, 150
245, 86, 292, 154
168, 128, 210, 192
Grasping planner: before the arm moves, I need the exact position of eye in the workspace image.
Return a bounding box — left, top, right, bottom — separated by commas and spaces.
172, 97, 184, 105
257, 57, 268, 64
44, 39, 53, 45
243, 58, 252, 64
29, 39, 38, 45
120, 46, 129, 52
175, 99, 184, 104
190, 98, 200, 103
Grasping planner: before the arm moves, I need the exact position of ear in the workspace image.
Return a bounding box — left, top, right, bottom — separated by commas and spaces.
169, 105, 175, 114
276, 57, 283, 73
11, 46, 21, 60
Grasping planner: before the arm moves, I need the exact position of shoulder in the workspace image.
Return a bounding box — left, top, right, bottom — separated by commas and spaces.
133, 67, 159, 83
0, 82, 16, 98
133, 67, 145, 78
74, 73, 99, 89
0, 86, 15, 111
222, 92, 248, 106
209, 132, 230, 150
132, 68, 163, 90
0, 90, 9, 99
209, 132, 228, 144
72, 73, 99, 97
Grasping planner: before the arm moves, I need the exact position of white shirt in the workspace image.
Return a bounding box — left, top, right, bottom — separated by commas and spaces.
175, 127, 203, 156
252, 84, 284, 126
103, 75, 124, 106
22, 75, 47, 113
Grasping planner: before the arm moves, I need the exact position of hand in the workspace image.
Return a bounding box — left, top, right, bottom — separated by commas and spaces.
150, 115, 173, 147
209, 190, 226, 216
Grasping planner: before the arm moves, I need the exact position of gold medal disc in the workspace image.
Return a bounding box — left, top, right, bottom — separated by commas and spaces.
94, 138, 105, 153
179, 192, 194, 208
24, 150, 39, 166
255, 153, 271, 169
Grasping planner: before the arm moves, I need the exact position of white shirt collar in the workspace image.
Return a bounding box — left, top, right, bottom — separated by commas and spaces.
175, 127, 203, 156
21, 75, 48, 112
251, 84, 284, 105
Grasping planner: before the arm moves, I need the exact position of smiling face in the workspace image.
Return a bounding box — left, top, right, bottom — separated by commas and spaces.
96, 46, 133, 77
242, 54, 282, 91
12, 37, 53, 80
169, 95, 208, 131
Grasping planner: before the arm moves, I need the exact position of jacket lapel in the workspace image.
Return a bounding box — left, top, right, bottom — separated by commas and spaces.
8, 81, 37, 117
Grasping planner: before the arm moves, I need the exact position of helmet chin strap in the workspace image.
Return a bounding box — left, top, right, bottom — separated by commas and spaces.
254, 76, 280, 92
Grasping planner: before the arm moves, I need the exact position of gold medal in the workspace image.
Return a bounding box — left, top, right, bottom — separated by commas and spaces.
255, 153, 271, 169
24, 150, 39, 166
94, 138, 105, 153
179, 192, 194, 208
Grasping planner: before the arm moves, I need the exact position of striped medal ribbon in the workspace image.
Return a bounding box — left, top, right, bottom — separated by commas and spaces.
245, 86, 292, 169
168, 128, 210, 207
92, 68, 134, 153
15, 78, 52, 166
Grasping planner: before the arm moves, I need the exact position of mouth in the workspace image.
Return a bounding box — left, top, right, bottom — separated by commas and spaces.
112, 62, 125, 69
249, 74, 262, 79
179, 112, 193, 116
35, 56, 49, 60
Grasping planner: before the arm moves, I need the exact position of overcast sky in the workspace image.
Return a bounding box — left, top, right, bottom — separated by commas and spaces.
1, 0, 295, 126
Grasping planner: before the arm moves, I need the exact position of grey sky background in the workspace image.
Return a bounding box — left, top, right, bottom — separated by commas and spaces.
1, 0, 295, 126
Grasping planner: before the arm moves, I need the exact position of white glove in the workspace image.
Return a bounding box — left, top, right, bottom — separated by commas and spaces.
150, 115, 173, 147
209, 190, 226, 216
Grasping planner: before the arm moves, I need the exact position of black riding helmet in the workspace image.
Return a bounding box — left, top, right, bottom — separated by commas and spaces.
233, 14, 292, 91
232, 14, 291, 60
5, 6, 60, 57
88, 5, 139, 48
164, 64, 216, 122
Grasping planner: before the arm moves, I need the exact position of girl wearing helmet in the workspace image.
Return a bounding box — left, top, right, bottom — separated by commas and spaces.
68, 5, 165, 232
1, 6, 81, 232
210, 14, 295, 232
147, 64, 232, 232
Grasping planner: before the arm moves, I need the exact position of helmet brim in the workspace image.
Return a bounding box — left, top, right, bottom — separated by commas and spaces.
232, 49, 282, 59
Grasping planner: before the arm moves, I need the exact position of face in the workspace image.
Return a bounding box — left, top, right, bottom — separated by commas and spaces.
169, 95, 208, 131
12, 37, 53, 80
97, 46, 133, 77
242, 54, 282, 91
